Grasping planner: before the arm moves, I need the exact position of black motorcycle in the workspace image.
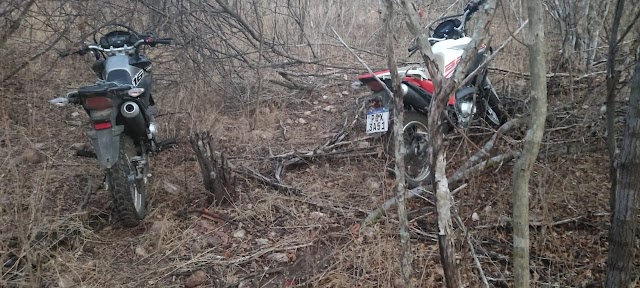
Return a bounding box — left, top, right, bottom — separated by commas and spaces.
50, 24, 174, 227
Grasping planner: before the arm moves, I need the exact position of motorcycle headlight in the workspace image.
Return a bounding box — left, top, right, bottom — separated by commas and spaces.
127, 88, 145, 97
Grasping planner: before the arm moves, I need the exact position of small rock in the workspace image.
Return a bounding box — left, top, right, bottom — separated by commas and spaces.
65, 120, 82, 127
163, 181, 180, 195
255, 238, 270, 246
185, 270, 208, 288
310, 211, 326, 220
357, 141, 370, 149
341, 90, 350, 96
285, 119, 294, 125
150, 220, 169, 234
361, 227, 376, 240
313, 101, 319, 105
58, 276, 74, 288
71, 111, 80, 117
472, 212, 480, 222
70, 143, 87, 151
322, 105, 334, 112
135, 245, 148, 257
297, 118, 307, 124
21, 148, 44, 164
600, 105, 607, 114
365, 177, 381, 190
582, 105, 589, 109
233, 228, 246, 239
322, 95, 329, 100
34, 143, 47, 150
310, 126, 317, 131
303, 111, 312, 116
266, 253, 289, 263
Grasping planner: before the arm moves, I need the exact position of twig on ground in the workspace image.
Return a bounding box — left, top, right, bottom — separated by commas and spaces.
235, 165, 302, 196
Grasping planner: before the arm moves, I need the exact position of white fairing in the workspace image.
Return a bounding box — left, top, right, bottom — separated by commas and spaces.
371, 37, 473, 81
431, 37, 471, 78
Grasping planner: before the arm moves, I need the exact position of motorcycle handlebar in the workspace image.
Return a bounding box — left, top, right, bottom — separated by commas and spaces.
59, 36, 173, 58
464, 0, 485, 14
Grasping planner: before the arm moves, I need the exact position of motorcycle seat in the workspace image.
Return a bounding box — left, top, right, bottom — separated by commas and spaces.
77, 82, 130, 96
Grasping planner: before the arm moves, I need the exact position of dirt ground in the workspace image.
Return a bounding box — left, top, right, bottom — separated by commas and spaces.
0, 55, 636, 288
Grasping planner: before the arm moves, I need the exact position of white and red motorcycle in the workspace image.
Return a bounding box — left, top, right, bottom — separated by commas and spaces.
353, 0, 507, 188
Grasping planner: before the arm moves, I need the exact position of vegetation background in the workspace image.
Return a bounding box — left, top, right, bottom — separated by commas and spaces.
1, 0, 637, 287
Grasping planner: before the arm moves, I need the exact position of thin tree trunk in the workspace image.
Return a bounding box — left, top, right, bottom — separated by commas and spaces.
513, 0, 548, 286
606, 0, 625, 212
605, 55, 640, 288
399, 1, 495, 287
382, 0, 412, 286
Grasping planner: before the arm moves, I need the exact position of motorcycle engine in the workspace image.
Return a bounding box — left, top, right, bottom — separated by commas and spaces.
457, 100, 476, 127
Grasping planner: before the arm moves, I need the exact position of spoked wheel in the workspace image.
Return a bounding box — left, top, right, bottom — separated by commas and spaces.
402, 111, 431, 188
109, 135, 148, 227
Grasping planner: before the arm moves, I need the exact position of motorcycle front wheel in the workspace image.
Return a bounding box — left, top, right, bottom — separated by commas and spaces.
109, 134, 148, 227
482, 87, 508, 126
384, 110, 432, 189
401, 111, 431, 188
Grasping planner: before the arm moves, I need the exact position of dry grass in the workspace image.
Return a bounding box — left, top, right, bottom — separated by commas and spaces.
1, 0, 638, 287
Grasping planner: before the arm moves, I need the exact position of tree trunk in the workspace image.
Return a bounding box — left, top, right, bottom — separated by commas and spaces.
399, 1, 495, 287
605, 55, 640, 288
512, 0, 548, 287
382, 0, 412, 286
606, 0, 625, 213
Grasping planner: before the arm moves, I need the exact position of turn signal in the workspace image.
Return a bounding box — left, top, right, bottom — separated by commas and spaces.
127, 88, 145, 97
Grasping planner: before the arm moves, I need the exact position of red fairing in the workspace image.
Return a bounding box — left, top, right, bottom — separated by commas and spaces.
357, 69, 390, 80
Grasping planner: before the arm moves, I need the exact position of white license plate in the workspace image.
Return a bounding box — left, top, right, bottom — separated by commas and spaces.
366, 107, 390, 134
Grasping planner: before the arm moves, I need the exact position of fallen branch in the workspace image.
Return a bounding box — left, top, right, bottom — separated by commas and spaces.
489, 67, 607, 81
475, 215, 590, 229
234, 165, 302, 196
458, 118, 522, 172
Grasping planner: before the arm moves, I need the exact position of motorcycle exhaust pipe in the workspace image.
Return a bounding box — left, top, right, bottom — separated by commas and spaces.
121, 101, 140, 118
120, 101, 148, 138
400, 83, 430, 111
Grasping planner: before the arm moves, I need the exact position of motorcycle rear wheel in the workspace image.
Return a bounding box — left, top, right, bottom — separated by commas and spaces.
109, 135, 148, 227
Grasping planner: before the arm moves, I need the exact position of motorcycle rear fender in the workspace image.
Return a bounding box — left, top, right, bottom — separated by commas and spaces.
86, 125, 124, 169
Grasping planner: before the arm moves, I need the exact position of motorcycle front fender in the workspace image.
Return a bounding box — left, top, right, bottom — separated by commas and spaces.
455, 86, 477, 102
86, 125, 124, 169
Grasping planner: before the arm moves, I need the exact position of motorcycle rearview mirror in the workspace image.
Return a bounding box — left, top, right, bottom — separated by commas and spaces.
49, 97, 70, 107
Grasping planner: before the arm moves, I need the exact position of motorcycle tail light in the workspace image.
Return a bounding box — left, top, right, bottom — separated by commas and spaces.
94, 121, 112, 130
84, 96, 113, 110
